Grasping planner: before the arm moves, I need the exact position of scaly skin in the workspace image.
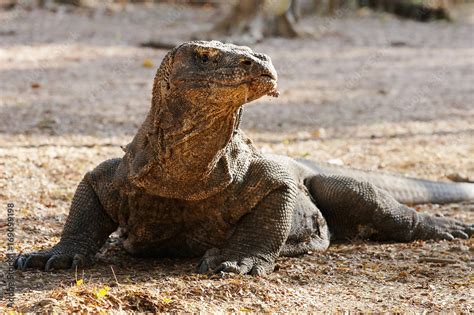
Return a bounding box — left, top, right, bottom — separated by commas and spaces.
15, 41, 474, 275
298, 159, 474, 205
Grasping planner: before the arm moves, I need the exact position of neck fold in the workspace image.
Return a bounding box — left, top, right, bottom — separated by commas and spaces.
116, 95, 246, 200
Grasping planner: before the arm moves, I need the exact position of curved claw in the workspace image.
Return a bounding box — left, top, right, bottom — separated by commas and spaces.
418, 215, 474, 241
20, 253, 53, 271
450, 230, 469, 239
215, 261, 242, 274
45, 255, 73, 271
14, 256, 24, 270
462, 224, 474, 236
197, 247, 224, 274
197, 248, 274, 276
446, 220, 473, 239
439, 232, 455, 241
197, 260, 213, 274
250, 265, 267, 276
72, 254, 92, 269
214, 259, 271, 276
14, 247, 94, 272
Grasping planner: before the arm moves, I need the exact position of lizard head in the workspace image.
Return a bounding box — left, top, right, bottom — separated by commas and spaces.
152, 40, 279, 114
126, 41, 279, 198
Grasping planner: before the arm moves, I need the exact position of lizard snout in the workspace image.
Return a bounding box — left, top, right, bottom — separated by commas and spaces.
239, 53, 278, 82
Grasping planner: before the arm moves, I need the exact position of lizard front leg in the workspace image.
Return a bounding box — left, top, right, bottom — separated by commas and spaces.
197, 185, 297, 276
15, 174, 118, 271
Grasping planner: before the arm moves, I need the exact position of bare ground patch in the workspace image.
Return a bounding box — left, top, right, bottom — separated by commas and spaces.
1, 3, 473, 312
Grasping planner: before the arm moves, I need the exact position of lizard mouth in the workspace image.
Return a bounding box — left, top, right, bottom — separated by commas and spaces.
260, 73, 276, 80
256, 74, 279, 98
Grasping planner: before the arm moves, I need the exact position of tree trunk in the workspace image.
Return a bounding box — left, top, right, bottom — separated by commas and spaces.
357, 0, 451, 21
210, 0, 299, 43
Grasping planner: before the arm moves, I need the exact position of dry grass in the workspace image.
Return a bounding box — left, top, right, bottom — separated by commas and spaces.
0, 2, 473, 312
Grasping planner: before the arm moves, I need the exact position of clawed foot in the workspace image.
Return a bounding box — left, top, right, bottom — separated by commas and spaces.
416, 214, 474, 241
15, 244, 94, 271
197, 248, 274, 276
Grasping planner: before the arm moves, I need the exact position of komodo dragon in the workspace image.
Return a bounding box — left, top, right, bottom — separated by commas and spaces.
15, 40, 474, 275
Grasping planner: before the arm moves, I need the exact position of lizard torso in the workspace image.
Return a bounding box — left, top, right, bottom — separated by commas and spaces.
88, 130, 309, 258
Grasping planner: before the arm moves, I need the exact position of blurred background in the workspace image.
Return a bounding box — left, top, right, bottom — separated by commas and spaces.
1, 0, 472, 173
1, 0, 473, 312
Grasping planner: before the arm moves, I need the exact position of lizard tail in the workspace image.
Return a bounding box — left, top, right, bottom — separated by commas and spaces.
297, 159, 474, 205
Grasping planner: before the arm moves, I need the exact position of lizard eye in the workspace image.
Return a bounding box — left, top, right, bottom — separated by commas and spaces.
201, 54, 209, 63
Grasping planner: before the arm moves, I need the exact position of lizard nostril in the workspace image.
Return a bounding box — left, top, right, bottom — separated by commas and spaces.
241, 59, 252, 67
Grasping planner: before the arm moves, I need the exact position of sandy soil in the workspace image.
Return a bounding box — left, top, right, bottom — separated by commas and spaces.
0, 2, 473, 312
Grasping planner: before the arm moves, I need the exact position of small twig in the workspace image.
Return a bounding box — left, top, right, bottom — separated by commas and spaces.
110, 265, 120, 286
418, 257, 458, 264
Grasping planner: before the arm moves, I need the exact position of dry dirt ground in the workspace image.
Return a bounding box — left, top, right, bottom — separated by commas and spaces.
0, 2, 473, 313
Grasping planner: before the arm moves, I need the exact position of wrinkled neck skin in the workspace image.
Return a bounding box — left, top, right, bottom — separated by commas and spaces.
153, 93, 240, 181
121, 87, 249, 200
